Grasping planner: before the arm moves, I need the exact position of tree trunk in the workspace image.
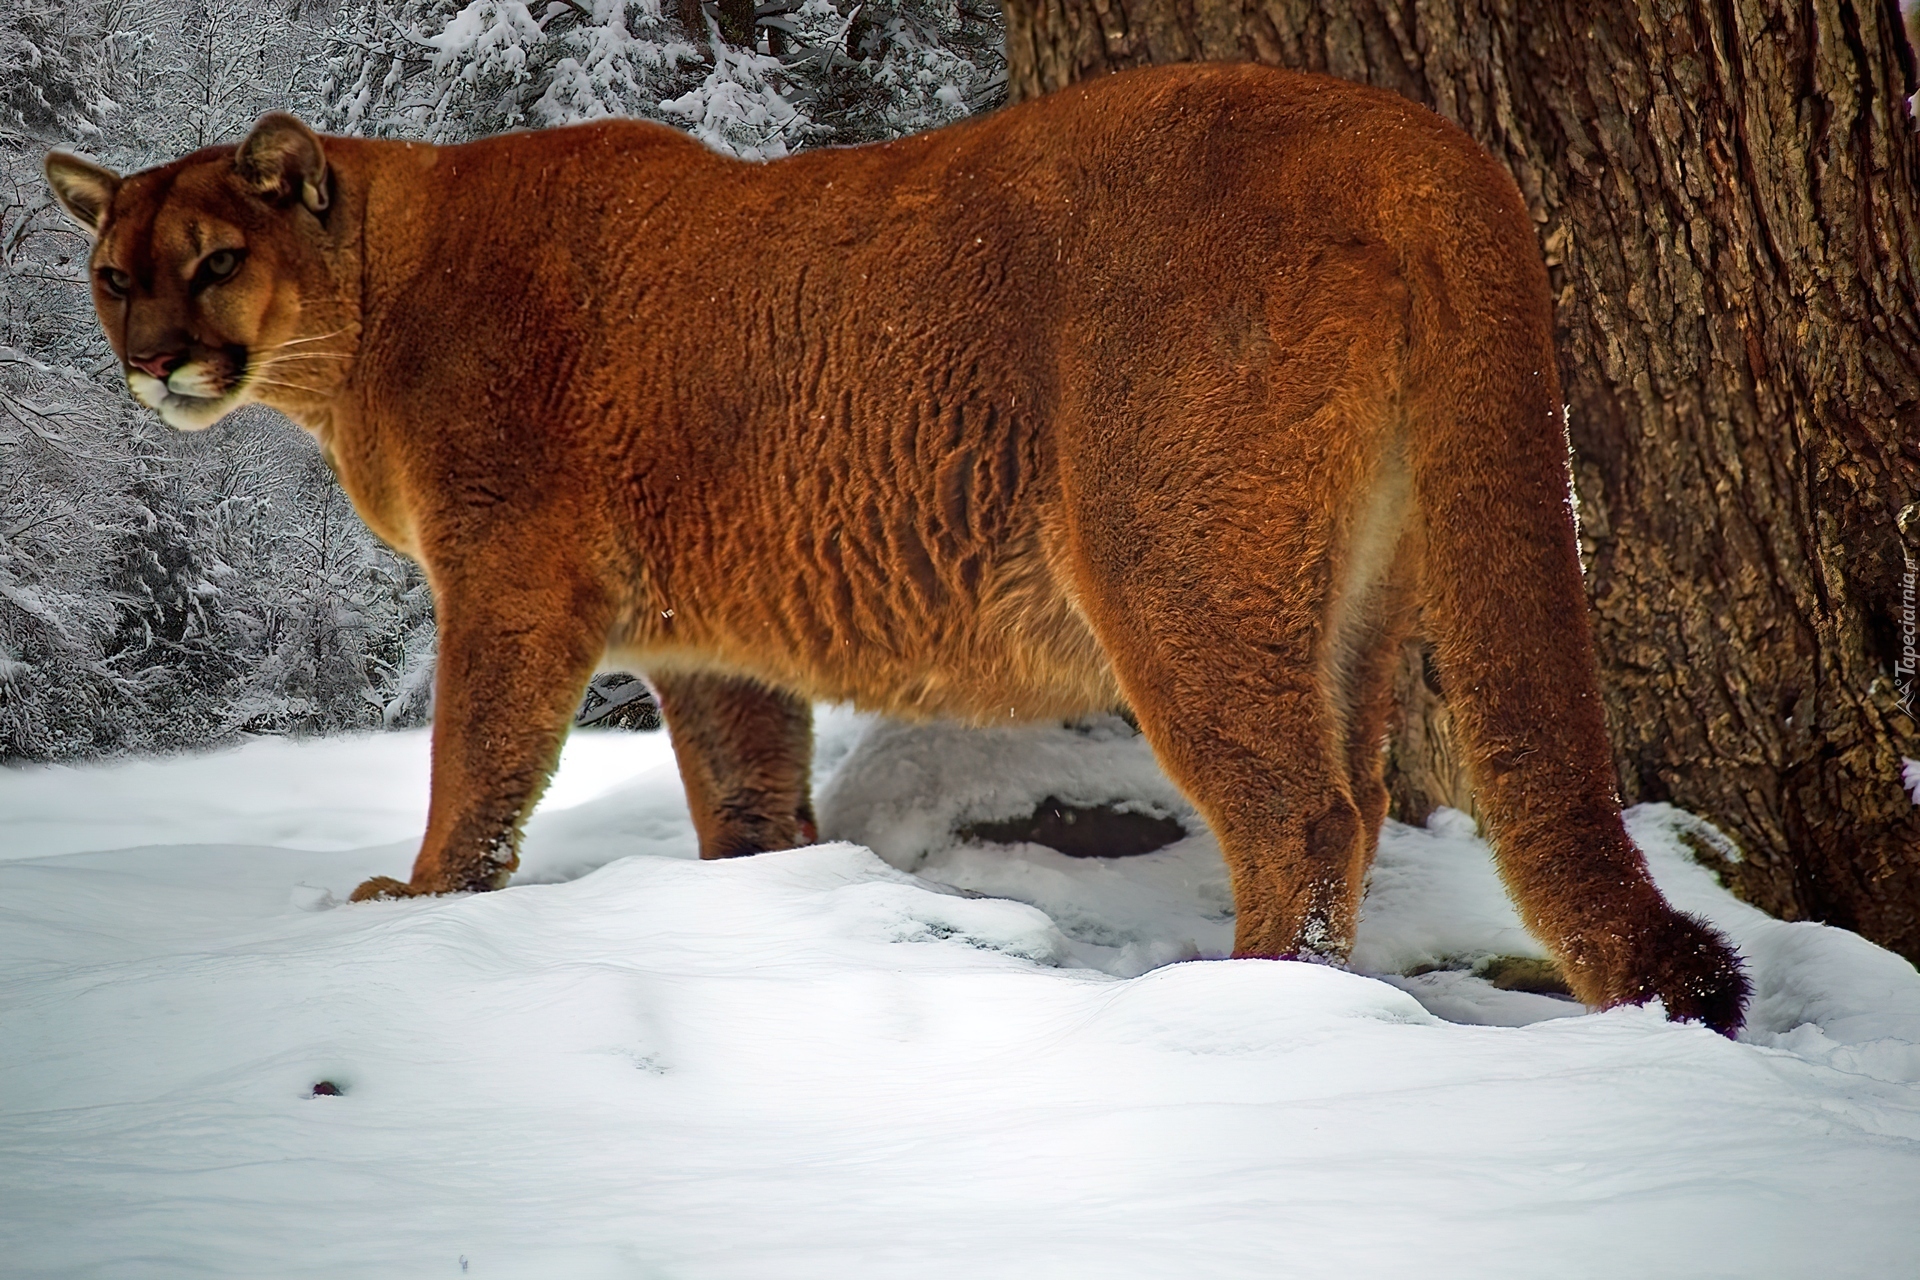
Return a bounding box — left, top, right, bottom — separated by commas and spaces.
1000, 0, 1920, 960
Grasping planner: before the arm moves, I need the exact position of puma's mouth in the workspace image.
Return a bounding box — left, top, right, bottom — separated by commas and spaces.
127, 352, 249, 431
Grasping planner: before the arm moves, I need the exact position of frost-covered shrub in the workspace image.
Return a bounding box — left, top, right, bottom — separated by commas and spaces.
659, 14, 802, 156
322, 0, 705, 142
0, 0, 107, 138
809, 0, 1004, 142
321, 0, 1003, 152
0, 360, 438, 761
207, 435, 438, 739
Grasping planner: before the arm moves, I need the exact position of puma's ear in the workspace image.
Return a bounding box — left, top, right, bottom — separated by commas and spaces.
235, 112, 330, 215
44, 152, 123, 238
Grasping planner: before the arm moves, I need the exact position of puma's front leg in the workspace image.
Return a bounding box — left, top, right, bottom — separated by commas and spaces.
652, 672, 817, 859
351, 561, 610, 900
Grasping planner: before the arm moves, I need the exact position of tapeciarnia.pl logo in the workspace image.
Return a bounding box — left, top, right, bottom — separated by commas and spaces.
1899, 550, 1917, 724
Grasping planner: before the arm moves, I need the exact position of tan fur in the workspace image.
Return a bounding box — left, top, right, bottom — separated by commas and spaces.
48, 64, 1747, 1031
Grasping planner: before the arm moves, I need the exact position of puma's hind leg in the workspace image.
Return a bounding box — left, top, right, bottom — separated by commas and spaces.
1062, 490, 1379, 961
1093, 605, 1371, 960
652, 672, 817, 860
1060, 288, 1413, 960
1327, 550, 1423, 883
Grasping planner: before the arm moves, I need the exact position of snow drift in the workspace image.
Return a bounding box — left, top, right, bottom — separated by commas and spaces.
1, 711, 1916, 1277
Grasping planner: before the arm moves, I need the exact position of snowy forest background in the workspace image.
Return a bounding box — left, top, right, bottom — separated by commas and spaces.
0, 0, 1004, 761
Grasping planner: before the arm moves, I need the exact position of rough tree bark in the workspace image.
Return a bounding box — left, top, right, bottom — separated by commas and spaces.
998, 0, 1920, 960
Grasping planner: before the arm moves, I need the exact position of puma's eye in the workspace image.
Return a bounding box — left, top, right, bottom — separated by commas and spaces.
204, 249, 242, 280
97, 266, 133, 297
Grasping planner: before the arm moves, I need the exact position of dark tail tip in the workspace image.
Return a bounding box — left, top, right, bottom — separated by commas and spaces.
1628, 911, 1751, 1037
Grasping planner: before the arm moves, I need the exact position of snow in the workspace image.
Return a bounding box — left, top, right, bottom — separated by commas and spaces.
658, 15, 803, 159
3, 711, 1918, 1276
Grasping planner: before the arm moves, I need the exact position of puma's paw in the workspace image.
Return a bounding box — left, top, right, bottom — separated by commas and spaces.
1600, 910, 1750, 1036
348, 875, 421, 902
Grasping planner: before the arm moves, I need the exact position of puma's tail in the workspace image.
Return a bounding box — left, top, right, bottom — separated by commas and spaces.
1390, 155, 1748, 1033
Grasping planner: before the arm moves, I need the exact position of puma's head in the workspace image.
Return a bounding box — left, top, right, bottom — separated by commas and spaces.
45, 114, 356, 431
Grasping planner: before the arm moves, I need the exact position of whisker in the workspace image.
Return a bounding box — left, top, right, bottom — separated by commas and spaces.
249, 355, 347, 385
243, 376, 324, 394
259, 327, 351, 352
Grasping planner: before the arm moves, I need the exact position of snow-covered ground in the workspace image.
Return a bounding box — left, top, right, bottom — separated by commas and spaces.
3, 711, 1918, 1278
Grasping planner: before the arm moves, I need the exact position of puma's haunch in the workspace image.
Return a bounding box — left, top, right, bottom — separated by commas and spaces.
48, 62, 1748, 1032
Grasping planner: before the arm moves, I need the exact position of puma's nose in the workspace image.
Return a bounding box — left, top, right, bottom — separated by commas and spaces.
129, 351, 185, 380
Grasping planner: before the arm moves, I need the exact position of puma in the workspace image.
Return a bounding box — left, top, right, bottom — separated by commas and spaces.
47, 62, 1747, 1031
